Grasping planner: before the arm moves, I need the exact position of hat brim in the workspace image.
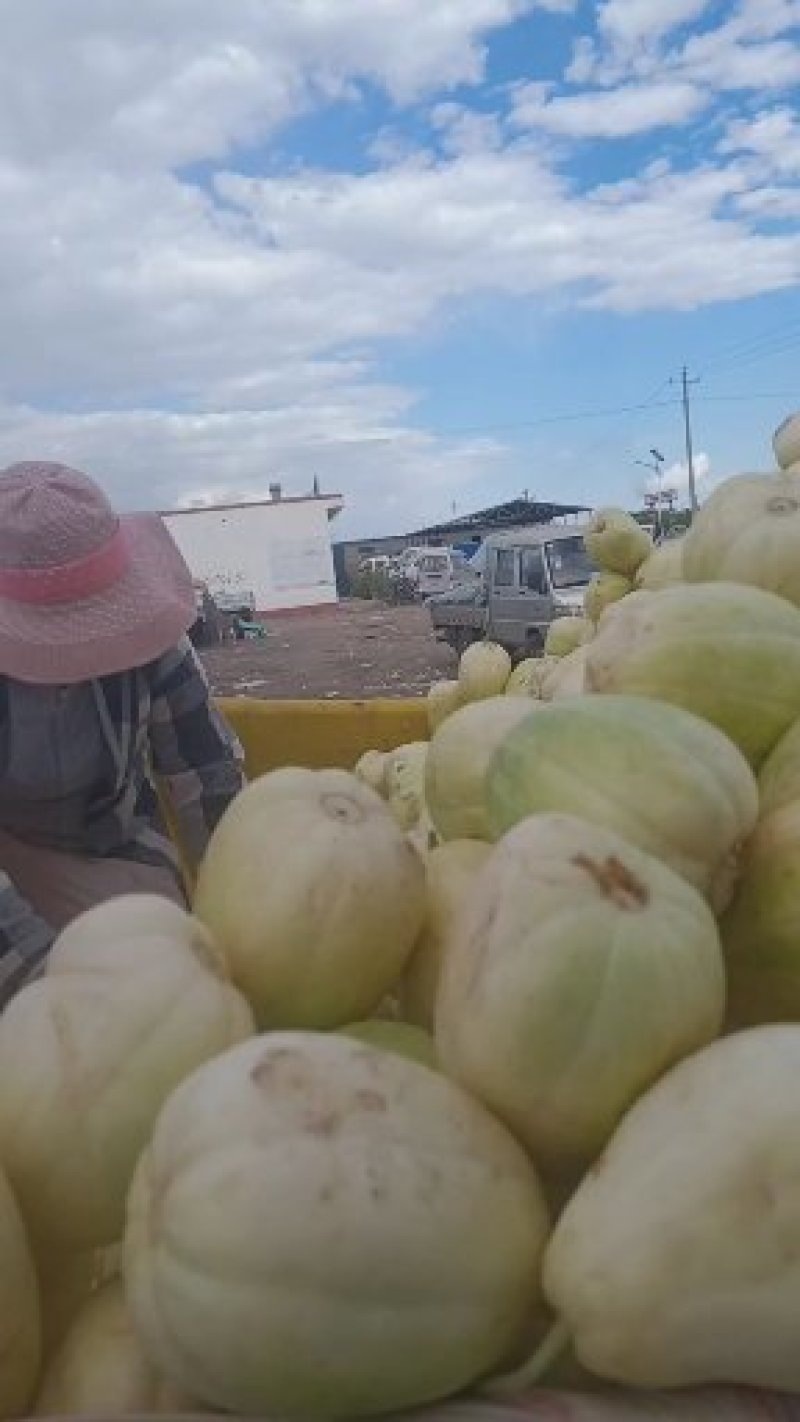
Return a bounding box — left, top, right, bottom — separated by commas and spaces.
0, 514, 197, 685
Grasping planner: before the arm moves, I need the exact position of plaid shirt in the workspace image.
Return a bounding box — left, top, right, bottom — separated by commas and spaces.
0, 637, 244, 1004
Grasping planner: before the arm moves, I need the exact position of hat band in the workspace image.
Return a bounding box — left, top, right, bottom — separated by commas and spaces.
0, 524, 131, 606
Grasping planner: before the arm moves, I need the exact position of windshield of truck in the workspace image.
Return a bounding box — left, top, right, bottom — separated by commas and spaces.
420, 553, 449, 572
545, 536, 595, 589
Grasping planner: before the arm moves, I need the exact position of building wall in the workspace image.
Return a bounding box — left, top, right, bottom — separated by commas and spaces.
164, 500, 338, 613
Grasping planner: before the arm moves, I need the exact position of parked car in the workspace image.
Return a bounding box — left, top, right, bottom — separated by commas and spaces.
391, 546, 468, 599
358, 556, 394, 576
409, 548, 455, 599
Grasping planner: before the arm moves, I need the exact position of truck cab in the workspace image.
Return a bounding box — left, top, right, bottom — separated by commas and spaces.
429, 525, 595, 656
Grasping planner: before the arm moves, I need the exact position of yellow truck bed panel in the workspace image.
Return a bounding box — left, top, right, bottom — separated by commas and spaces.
217, 697, 429, 780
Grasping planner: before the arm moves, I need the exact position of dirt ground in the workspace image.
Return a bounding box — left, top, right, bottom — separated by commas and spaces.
200, 601, 456, 700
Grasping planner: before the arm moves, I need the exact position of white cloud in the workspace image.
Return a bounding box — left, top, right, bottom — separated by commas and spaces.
0, 0, 796, 529
721, 108, 800, 175
720, 108, 800, 222
214, 148, 799, 317
0, 126, 792, 422
0, 400, 512, 538
568, 0, 800, 91
511, 79, 705, 137
598, 0, 714, 50
430, 103, 505, 155
735, 187, 800, 220
0, 120, 796, 517
680, 32, 800, 92
0, 0, 551, 169
566, 0, 713, 81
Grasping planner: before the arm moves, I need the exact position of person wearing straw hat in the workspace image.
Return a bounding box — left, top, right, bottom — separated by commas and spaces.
0, 462, 246, 1005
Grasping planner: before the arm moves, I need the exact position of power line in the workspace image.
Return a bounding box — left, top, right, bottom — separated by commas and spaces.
257, 385, 795, 449
562, 374, 677, 470
409, 387, 794, 442
697, 316, 800, 377
408, 395, 682, 439
702, 329, 800, 373
700, 336, 800, 378
637, 375, 674, 409
698, 390, 798, 404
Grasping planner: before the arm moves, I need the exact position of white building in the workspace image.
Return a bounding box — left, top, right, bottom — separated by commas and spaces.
162, 487, 344, 614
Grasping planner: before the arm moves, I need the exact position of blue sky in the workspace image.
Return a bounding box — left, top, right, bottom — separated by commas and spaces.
256, 0, 800, 526
379, 291, 800, 515
0, 0, 797, 534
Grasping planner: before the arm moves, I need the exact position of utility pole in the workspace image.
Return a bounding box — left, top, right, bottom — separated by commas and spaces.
680, 366, 700, 516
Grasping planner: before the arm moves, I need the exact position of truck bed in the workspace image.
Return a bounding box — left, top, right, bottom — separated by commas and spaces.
429, 584, 487, 626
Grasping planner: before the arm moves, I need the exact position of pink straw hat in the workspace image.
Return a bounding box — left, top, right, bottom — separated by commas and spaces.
0, 462, 197, 685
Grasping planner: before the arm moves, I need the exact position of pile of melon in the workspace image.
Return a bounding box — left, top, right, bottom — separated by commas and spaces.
3, 414, 800, 1421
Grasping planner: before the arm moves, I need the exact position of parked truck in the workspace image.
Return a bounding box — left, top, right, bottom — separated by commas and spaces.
428, 524, 595, 656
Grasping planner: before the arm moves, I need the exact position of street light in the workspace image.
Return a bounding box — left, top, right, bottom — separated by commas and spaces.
635, 448, 666, 539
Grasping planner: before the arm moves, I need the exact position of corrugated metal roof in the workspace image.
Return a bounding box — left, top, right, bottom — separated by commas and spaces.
161, 493, 344, 517
413, 498, 589, 536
